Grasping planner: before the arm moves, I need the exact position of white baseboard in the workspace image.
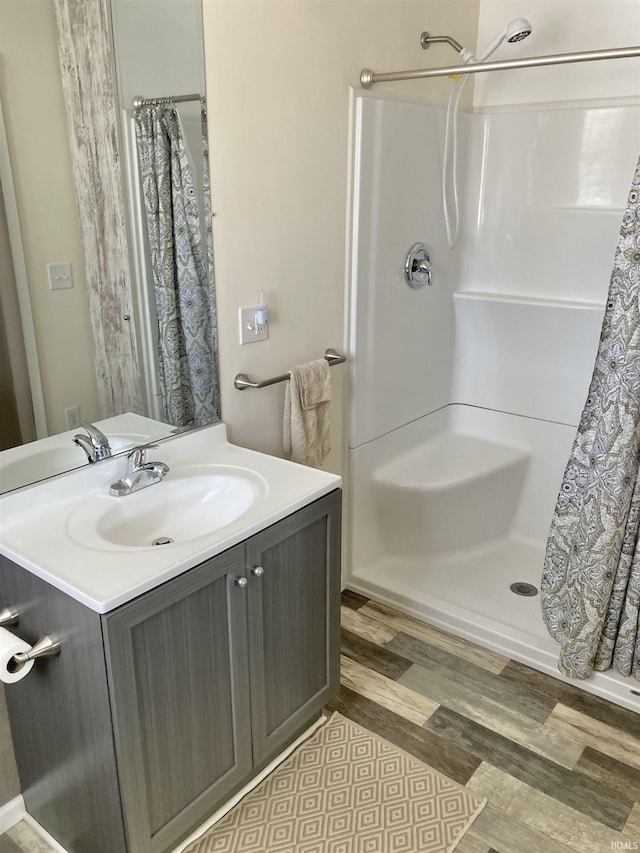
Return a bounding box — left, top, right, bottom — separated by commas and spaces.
0, 795, 24, 834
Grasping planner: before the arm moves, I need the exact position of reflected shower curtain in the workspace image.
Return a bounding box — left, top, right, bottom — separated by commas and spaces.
134, 101, 219, 428
542, 155, 640, 681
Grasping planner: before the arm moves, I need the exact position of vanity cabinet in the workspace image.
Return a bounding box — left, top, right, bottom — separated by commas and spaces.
2, 489, 341, 853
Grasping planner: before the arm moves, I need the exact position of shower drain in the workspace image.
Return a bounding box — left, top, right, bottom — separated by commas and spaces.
152, 536, 174, 546
510, 581, 538, 597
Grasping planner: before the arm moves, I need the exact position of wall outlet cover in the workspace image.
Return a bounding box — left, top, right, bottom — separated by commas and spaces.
239, 306, 269, 344
48, 262, 73, 291
65, 406, 81, 430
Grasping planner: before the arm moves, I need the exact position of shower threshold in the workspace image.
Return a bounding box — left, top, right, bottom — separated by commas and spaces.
347, 535, 640, 714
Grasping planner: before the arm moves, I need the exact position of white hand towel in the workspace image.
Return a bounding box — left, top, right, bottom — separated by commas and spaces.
283, 358, 332, 467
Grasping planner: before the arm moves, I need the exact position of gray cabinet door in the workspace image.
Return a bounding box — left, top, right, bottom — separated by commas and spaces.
246, 491, 341, 767
103, 545, 253, 853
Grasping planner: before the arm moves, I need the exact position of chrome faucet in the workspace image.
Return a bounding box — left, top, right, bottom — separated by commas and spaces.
72, 421, 112, 463
109, 445, 170, 497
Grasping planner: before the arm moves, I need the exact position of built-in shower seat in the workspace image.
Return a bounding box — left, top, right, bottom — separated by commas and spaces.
372, 432, 529, 557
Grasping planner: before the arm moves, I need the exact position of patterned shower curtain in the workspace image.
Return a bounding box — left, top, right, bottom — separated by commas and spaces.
134, 101, 220, 428
542, 155, 640, 681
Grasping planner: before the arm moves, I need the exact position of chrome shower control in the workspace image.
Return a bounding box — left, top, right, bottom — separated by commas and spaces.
234, 577, 248, 588
404, 243, 433, 288
251, 566, 265, 577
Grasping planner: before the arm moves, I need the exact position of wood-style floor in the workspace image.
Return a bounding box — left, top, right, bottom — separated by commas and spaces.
328, 590, 640, 853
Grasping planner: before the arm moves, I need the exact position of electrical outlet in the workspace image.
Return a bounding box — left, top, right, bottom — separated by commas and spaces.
239, 306, 269, 345
65, 406, 81, 430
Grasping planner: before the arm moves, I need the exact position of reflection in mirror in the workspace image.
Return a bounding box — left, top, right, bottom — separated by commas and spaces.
0, 0, 220, 495
132, 97, 219, 428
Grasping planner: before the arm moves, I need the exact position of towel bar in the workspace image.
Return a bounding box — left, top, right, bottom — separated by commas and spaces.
234, 349, 346, 390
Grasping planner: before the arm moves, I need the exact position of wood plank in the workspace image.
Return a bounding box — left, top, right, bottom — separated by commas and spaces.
340, 589, 369, 611
340, 605, 396, 646
467, 762, 640, 853
360, 601, 509, 674
546, 703, 640, 771
625, 803, 640, 839
399, 664, 584, 769
453, 832, 493, 853
465, 805, 577, 853
500, 659, 640, 740
574, 746, 640, 807
388, 632, 557, 723
425, 706, 631, 830
325, 685, 481, 785
341, 628, 412, 680
339, 654, 438, 726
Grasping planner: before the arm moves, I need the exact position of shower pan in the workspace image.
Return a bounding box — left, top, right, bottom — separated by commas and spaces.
345, 87, 640, 712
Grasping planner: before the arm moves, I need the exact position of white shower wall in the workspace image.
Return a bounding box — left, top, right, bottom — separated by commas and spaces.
349, 93, 640, 443
458, 105, 639, 303
348, 96, 461, 448
346, 91, 640, 709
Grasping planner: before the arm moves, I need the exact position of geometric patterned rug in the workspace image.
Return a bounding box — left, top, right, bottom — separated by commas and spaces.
182, 712, 486, 853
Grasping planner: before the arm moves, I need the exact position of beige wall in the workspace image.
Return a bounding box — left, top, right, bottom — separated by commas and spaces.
0, 0, 99, 436
203, 0, 480, 473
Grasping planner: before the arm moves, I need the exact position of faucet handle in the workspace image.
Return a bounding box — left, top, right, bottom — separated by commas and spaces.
126, 443, 159, 470
79, 420, 111, 452
73, 421, 112, 463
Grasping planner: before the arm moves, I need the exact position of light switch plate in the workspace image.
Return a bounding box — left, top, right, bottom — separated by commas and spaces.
239, 306, 269, 344
48, 262, 73, 290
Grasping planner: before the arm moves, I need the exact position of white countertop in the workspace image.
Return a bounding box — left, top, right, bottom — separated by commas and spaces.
0, 424, 341, 613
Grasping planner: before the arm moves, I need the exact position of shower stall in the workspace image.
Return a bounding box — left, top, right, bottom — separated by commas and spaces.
344, 81, 640, 711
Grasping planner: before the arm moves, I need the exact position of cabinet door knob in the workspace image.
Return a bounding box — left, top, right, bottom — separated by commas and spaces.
251, 566, 265, 577
234, 577, 248, 588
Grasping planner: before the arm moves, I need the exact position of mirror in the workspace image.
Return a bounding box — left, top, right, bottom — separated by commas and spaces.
0, 0, 220, 494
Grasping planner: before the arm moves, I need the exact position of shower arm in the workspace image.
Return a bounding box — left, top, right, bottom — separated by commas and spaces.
419, 33, 466, 54
360, 45, 640, 88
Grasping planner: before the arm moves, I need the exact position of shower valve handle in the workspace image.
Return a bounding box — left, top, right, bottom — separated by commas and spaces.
404, 243, 433, 288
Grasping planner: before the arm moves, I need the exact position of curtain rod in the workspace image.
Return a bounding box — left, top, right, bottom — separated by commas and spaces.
132, 93, 203, 108
360, 45, 640, 88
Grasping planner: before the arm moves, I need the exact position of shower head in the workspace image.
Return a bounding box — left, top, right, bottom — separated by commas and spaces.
506, 18, 533, 43
420, 19, 532, 64
477, 17, 533, 61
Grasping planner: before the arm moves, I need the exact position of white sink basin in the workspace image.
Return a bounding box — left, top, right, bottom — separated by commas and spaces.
66, 465, 268, 550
